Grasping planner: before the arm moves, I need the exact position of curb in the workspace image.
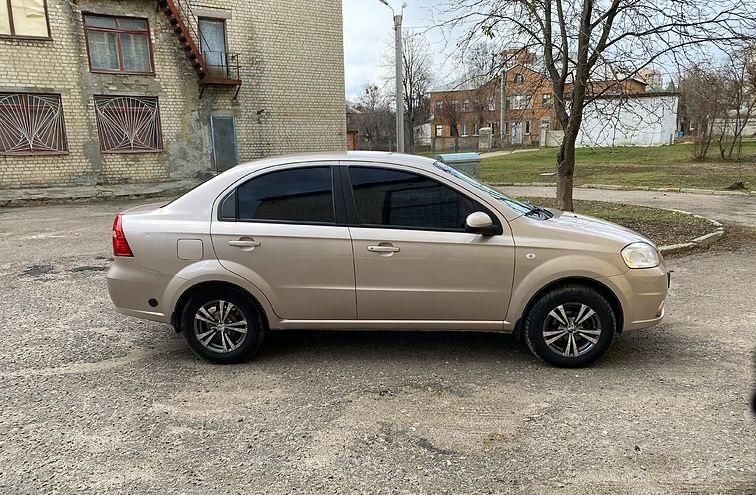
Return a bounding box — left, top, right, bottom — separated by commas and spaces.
0, 179, 202, 208
657, 209, 725, 255
490, 182, 753, 196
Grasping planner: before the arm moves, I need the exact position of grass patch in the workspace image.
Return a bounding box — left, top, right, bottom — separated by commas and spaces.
482, 142, 756, 190
519, 196, 716, 247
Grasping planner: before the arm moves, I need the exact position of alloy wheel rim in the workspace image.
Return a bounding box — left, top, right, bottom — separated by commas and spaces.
542, 303, 602, 358
193, 300, 248, 353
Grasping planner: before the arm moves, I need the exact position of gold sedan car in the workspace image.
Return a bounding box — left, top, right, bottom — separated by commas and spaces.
107, 152, 668, 367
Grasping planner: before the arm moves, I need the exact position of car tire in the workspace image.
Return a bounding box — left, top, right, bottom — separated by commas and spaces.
524, 284, 616, 367
181, 288, 266, 364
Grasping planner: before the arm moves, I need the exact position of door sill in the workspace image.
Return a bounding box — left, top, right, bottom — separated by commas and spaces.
272, 319, 511, 332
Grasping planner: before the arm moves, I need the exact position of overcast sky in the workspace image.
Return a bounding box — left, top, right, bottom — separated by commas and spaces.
342, 0, 449, 101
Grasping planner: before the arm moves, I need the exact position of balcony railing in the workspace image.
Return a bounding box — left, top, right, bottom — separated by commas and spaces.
201, 51, 241, 83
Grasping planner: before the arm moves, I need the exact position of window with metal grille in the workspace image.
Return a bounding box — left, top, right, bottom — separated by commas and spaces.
0, 93, 67, 155
83, 14, 153, 74
94, 95, 163, 153
0, 0, 50, 38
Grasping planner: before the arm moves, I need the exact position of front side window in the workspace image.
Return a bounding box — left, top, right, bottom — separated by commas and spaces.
349, 167, 481, 231
84, 14, 153, 73
0, 0, 49, 38
0, 93, 67, 154
94, 95, 162, 152
236, 167, 335, 223
434, 161, 532, 216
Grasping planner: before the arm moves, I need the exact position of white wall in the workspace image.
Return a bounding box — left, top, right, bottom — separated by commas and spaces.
577, 95, 679, 147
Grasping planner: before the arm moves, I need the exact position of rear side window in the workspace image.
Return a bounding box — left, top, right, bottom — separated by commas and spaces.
348, 166, 479, 231
235, 166, 335, 223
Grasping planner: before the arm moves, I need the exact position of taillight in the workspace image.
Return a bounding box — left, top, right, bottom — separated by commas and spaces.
112, 213, 134, 257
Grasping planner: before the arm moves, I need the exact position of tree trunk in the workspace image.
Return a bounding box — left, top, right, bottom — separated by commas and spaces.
556, 130, 577, 211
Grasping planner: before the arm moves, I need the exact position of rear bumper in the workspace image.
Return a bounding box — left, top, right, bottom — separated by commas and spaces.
608, 265, 669, 332
107, 257, 172, 324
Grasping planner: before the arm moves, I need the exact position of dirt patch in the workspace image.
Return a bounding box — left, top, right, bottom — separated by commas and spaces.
69, 265, 109, 273
20, 264, 55, 277
519, 197, 716, 247
691, 224, 756, 254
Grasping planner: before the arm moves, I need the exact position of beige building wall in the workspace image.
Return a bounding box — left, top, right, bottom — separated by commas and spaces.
0, 0, 346, 188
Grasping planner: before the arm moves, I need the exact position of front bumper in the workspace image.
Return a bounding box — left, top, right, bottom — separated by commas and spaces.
608, 265, 669, 332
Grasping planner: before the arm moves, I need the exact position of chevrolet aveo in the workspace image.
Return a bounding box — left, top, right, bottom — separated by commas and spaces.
107, 152, 669, 367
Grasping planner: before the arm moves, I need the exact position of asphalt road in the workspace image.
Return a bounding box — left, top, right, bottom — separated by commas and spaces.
0, 199, 754, 494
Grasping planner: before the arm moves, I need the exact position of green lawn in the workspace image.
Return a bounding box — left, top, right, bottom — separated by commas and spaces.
481, 142, 756, 190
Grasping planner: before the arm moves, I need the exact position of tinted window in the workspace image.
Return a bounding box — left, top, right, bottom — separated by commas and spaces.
219, 190, 236, 220
349, 167, 479, 230
237, 167, 334, 223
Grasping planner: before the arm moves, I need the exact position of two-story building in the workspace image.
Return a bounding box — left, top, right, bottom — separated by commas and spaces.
429, 51, 649, 150
0, 0, 346, 188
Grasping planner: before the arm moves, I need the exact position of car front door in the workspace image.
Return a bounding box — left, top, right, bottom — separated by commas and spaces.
343, 164, 515, 323
211, 164, 356, 320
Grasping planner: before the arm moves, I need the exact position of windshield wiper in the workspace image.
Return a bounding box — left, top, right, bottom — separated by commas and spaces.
525, 205, 554, 219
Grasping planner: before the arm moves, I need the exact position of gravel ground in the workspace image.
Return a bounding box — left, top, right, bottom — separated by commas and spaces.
0, 199, 754, 494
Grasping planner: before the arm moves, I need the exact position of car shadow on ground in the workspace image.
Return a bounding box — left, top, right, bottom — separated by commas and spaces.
224, 324, 685, 369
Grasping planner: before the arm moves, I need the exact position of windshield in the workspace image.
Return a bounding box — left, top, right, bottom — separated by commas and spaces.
433, 161, 532, 215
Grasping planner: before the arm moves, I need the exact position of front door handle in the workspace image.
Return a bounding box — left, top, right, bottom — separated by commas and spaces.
367, 245, 400, 253
228, 239, 261, 249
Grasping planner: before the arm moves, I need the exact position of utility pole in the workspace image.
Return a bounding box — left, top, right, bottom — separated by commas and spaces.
394, 13, 404, 153
380, 1, 406, 153
499, 67, 505, 147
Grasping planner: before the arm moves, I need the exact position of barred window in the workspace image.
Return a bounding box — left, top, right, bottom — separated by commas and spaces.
94, 95, 163, 153
0, 93, 68, 154
0, 0, 50, 38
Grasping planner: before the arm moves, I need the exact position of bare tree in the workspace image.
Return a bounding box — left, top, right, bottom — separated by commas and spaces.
679, 66, 726, 160
435, 94, 464, 151
384, 32, 435, 153
349, 84, 395, 151
717, 46, 756, 160
463, 42, 499, 132
439, 0, 756, 210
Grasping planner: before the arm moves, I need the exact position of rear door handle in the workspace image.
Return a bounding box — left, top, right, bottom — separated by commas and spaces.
367, 245, 400, 253
228, 239, 261, 248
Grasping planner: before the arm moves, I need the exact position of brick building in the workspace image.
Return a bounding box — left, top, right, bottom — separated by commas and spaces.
0, 0, 346, 188
429, 53, 648, 150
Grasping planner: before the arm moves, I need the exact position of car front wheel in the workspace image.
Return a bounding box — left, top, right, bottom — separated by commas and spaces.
181, 288, 266, 363
524, 284, 617, 367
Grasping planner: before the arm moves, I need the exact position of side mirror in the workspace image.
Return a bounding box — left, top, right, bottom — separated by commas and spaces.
465, 211, 498, 235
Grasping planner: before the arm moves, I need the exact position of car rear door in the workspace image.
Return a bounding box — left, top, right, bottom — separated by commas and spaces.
342, 163, 515, 323
211, 164, 356, 320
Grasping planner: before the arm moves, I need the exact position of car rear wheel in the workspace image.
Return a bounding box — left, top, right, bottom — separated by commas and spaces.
181, 288, 266, 363
524, 284, 617, 367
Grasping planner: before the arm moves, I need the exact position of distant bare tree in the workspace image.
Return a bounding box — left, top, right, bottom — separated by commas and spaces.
717, 46, 756, 160
439, 0, 756, 210
436, 94, 464, 151
350, 84, 395, 151
384, 32, 435, 153
463, 42, 499, 132
679, 66, 726, 160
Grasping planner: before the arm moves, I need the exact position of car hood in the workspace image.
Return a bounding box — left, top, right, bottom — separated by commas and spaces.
541, 208, 654, 248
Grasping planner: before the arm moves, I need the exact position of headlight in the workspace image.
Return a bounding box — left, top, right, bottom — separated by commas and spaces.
621, 242, 660, 269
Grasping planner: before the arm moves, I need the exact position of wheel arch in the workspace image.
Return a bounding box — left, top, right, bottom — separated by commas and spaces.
513, 277, 624, 337
171, 281, 269, 333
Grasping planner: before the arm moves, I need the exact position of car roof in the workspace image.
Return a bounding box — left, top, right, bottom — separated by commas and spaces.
229, 151, 439, 173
